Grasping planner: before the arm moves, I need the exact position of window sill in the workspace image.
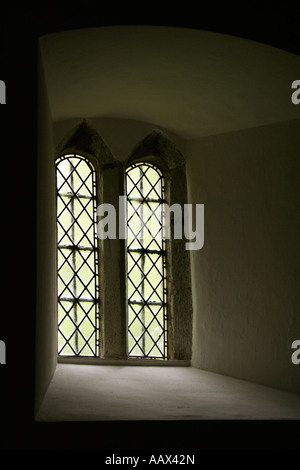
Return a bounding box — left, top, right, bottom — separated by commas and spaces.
57, 356, 190, 367
36, 363, 300, 422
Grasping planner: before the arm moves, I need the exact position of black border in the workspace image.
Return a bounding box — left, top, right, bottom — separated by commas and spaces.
0, 5, 299, 452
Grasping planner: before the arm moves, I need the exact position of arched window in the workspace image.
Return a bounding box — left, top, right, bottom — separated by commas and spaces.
51, 123, 192, 363
55, 154, 99, 356
126, 162, 167, 359
125, 130, 193, 361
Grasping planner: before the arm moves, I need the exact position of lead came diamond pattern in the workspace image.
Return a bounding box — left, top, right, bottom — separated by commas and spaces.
126, 163, 168, 359
56, 155, 99, 356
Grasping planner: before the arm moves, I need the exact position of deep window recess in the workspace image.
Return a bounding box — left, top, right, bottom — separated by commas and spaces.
126, 163, 168, 359
56, 154, 100, 357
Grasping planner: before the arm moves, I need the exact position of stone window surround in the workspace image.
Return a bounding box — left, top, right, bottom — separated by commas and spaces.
55, 119, 193, 363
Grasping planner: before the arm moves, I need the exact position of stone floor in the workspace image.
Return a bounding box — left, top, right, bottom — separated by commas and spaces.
36, 363, 300, 421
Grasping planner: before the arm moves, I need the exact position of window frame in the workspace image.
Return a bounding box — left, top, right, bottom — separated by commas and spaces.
55, 153, 100, 357
126, 161, 168, 360
54, 121, 193, 364
125, 130, 193, 361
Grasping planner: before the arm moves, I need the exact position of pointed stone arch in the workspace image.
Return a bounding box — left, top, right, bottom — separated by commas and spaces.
55, 119, 116, 169
126, 129, 185, 172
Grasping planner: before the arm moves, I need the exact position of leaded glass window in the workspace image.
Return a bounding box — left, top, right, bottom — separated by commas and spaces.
56, 154, 99, 356
126, 162, 168, 359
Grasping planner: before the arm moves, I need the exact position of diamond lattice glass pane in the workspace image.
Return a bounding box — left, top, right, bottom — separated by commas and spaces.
126, 163, 167, 360
56, 154, 99, 357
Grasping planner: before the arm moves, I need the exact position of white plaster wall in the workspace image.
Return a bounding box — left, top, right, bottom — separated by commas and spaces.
35, 49, 57, 414
187, 119, 300, 393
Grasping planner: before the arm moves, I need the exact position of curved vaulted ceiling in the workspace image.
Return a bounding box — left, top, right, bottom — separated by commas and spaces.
40, 26, 300, 140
